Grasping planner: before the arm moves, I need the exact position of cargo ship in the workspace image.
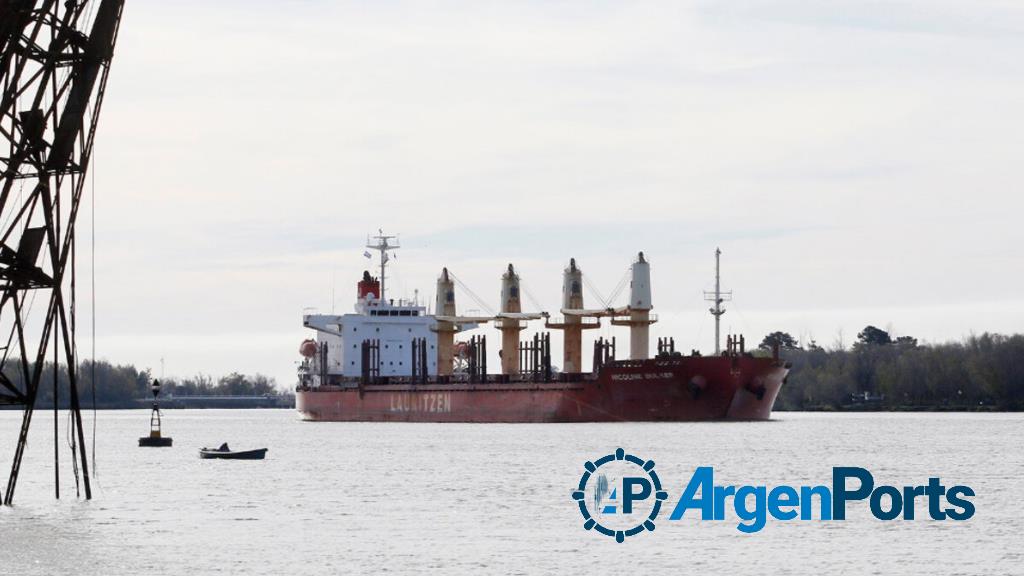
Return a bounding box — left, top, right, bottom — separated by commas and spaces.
295, 233, 788, 422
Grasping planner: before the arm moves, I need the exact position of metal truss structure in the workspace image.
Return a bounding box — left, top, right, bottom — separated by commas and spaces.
0, 0, 124, 504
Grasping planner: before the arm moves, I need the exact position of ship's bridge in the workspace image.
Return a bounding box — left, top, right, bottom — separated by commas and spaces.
356, 294, 426, 317
303, 299, 438, 384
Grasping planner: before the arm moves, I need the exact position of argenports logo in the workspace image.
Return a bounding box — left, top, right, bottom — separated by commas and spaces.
571, 448, 668, 542
572, 448, 976, 542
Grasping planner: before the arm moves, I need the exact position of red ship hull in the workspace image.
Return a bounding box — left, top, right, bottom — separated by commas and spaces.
296, 355, 788, 422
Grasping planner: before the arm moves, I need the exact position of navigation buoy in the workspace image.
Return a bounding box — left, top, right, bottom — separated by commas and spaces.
139, 379, 173, 447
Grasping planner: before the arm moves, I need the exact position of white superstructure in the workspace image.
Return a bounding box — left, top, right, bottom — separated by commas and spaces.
303, 296, 437, 384
301, 232, 439, 385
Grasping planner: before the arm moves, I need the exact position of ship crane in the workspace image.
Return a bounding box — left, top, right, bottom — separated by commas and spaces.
608, 252, 657, 360
545, 258, 601, 373
558, 252, 658, 361
435, 264, 548, 376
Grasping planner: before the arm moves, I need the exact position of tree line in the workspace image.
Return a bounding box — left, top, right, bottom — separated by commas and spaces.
760, 327, 1024, 411
3, 327, 1022, 411
1, 359, 282, 409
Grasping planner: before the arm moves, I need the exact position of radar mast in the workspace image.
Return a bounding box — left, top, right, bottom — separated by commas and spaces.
366, 231, 399, 302
704, 248, 732, 355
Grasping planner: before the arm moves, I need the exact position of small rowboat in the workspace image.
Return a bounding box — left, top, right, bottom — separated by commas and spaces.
199, 443, 267, 460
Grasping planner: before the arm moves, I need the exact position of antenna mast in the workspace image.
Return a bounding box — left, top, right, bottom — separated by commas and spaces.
366, 231, 399, 302
703, 248, 732, 355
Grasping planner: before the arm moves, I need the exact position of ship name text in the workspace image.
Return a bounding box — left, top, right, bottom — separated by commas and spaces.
389, 392, 452, 413
609, 371, 674, 381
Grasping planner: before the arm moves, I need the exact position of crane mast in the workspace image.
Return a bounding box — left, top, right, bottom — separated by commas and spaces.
0, 0, 125, 504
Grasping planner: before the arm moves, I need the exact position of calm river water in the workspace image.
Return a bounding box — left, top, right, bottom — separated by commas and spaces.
0, 410, 1020, 575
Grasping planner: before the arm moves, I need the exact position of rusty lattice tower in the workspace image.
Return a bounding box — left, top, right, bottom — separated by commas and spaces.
0, 0, 124, 504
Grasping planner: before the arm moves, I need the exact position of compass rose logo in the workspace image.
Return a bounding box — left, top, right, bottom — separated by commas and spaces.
571, 448, 668, 542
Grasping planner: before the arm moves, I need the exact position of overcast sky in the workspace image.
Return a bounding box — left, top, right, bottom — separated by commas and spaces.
81, 1, 1024, 387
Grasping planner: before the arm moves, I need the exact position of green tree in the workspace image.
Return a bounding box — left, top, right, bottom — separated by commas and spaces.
894, 335, 918, 347
759, 331, 799, 351
857, 325, 892, 346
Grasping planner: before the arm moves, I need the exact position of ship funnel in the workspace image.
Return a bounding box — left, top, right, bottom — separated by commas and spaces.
498, 263, 525, 375
358, 270, 380, 301
613, 252, 657, 360
434, 267, 458, 376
